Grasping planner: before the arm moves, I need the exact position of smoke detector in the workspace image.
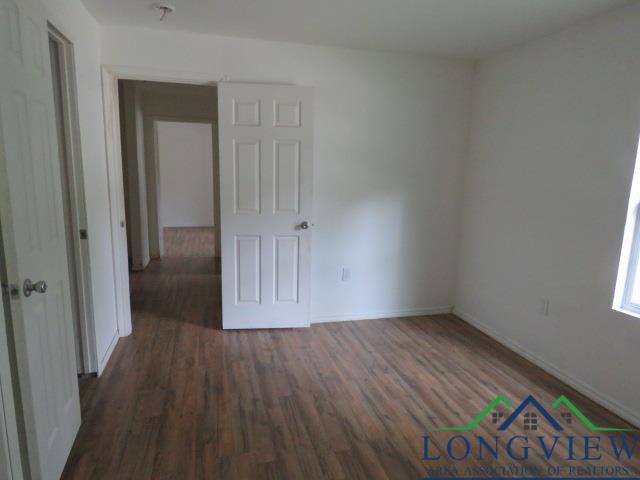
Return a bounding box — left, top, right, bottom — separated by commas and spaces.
153, 3, 176, 21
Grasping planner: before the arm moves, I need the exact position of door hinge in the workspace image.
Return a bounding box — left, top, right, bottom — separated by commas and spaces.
1, 283, 20, 299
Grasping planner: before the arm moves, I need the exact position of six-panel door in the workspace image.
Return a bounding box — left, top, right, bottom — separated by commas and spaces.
218, 83, 313, 329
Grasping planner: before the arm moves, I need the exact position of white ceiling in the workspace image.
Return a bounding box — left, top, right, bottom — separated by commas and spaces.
81, 0, 634, 59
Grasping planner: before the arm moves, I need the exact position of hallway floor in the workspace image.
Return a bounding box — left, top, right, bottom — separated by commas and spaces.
62, 229, 639, 479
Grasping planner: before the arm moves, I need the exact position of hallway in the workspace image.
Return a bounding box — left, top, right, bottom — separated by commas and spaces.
131, 227, 221, 329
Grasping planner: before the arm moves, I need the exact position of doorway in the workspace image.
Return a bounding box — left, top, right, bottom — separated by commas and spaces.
47, 25, 96, 375
115, 80, 221, 333
101, 72, 315, 333
156, 120, 216, 257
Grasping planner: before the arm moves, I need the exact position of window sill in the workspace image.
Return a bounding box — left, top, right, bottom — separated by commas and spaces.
613, 304, 640, 320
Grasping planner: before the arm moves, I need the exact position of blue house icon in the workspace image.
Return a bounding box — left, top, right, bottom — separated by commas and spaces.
498, 395, 563, 431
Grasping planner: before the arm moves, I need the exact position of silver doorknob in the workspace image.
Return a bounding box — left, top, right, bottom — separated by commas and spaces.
299, 221, 313, 230
23, 279, 47, 297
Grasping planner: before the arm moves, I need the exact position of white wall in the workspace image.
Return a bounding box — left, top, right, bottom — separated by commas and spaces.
101, 27, 474, 321
456, 3, 640, 425
41, 0, 119, 371
157, 121, 215, 228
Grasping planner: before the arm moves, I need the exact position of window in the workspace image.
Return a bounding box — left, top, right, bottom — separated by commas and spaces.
614, 137, 640, 316
621, 205, 640, 313
523, 412, 538, 431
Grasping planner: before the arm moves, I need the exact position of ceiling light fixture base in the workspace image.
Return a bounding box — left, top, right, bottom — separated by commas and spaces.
153, 3, 176, 21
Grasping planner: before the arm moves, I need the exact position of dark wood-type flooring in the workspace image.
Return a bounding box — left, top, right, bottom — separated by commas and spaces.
62, 228, 639, 479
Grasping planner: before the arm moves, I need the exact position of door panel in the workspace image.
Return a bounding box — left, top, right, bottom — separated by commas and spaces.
274, 236, 299, 303
233, 140, 260, 214
219, 83, 313, 329
0, 0, 81, 477
235, 235, 261, 304
274, 140, 300, 214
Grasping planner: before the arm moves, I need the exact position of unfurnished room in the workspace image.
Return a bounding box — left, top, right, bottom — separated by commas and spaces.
1, 1, 640, 479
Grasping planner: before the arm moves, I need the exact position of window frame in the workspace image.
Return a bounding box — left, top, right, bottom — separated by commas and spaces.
621, 205, 640, 314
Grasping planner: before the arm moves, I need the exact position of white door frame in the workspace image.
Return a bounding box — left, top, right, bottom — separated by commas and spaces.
101, 66, 132, 339
48, 23, 98, 374
100, 65, 218, 337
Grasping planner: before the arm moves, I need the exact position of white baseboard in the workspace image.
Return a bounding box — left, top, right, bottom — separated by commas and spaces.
97, 331, 119, 376
311, 306, 452, 324
453, 307, 640, 428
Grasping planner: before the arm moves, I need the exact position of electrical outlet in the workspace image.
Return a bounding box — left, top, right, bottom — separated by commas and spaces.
540, 298, 550, 317
341, 267, 351, 282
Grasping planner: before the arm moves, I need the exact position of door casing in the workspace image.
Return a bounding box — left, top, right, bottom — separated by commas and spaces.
48, 23, 97, 375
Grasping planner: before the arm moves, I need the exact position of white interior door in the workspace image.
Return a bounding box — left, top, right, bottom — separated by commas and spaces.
218, 83, 313, 329
0, 0, 81, 477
